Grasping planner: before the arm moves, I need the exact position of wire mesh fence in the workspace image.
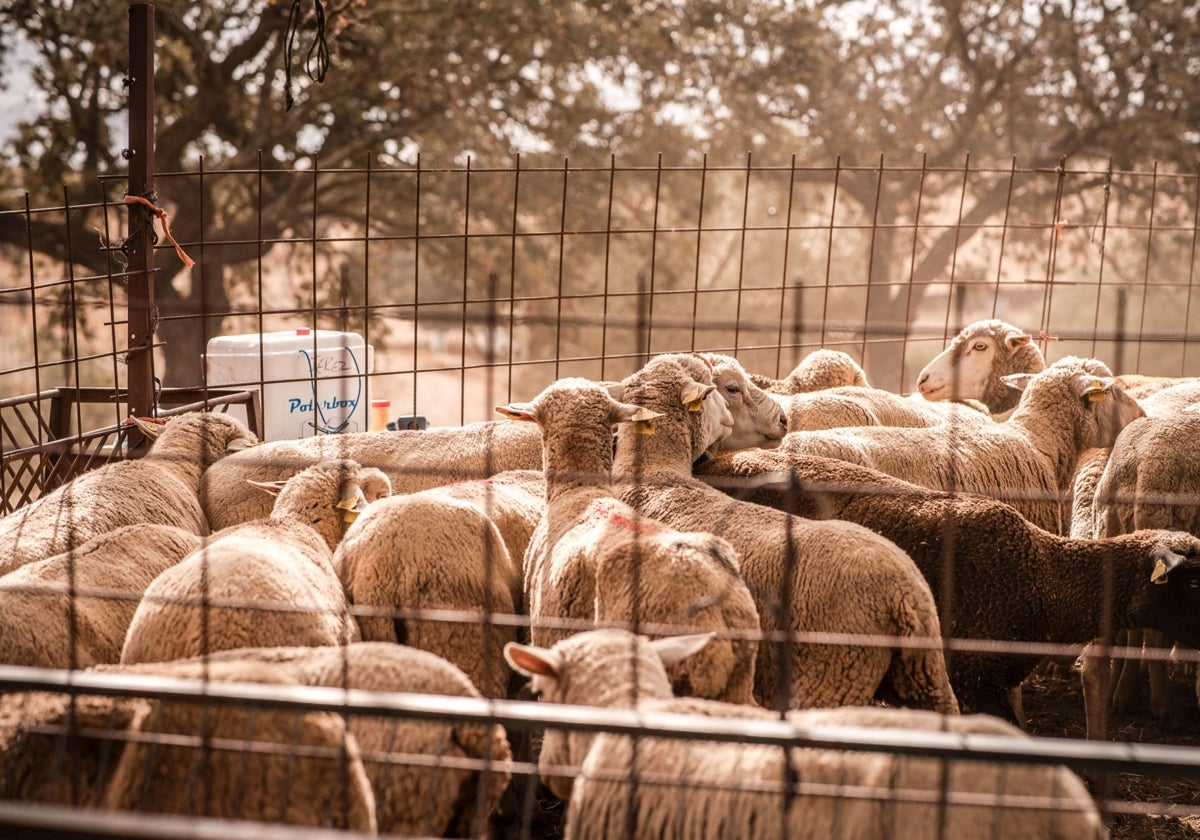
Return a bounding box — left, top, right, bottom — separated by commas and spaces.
3, 16, 1200, 832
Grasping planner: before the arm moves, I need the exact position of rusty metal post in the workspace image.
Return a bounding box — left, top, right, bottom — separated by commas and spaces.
126, 3, 156, 451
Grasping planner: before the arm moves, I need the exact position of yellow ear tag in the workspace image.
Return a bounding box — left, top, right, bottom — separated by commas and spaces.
629, 407, 661, 435
681, 388, 705, 413
336, 497, 362, 523
1151, 556, 1170, 584
1082, 379, 1107, 402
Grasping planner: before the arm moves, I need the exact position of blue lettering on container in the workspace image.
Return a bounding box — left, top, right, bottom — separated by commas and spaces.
289, 398, 314, 413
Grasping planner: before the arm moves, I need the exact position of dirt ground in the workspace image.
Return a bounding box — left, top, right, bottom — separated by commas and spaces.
1021, 668, 1200, 840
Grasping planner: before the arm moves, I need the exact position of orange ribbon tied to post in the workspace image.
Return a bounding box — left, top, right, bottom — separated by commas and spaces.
123, 195, 196, 269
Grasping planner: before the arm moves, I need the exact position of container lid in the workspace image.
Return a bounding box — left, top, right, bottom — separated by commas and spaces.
370, 399, 391, 408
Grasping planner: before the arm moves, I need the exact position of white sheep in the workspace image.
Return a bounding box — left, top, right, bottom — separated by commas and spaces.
0, 682, 377, 832
334, 490, 523, 699
749, 348, 871, 394
1088, 409, 1200, 732
504, 629, 1104, 840
200, 417, 541, 530
775, 357, 1144, 534
614, 353, 959, 714
121, 458, 389, 664
112, 642, 513, 837
1114, 373, 1196, 400
1138, 379, 1200, 416
915, 319, 1045, 417
694, 352, 788, 449
498, 375, 761, 705
782, 386, 992, 432
0, 523, 200, 669
0, 411, 256, 576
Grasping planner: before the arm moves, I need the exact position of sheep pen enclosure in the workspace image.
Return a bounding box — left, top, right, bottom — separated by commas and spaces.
4, 11, 1200, 840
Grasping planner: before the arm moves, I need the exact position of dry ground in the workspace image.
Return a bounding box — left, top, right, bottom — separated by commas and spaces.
1022, 668, 1200, 840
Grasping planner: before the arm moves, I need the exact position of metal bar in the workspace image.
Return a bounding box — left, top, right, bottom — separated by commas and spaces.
2, 665, 1200, 779
125, 3, 156, 447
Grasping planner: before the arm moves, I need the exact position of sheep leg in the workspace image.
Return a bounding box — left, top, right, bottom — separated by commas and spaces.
1078, 641, 1112, 741
1006, 686, 1026, 730
1111, 629, 1144, 713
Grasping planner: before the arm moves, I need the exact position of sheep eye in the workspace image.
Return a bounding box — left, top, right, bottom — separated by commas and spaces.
972, 341, 988, 352
725, 384, 741, 395
1186, 574, 1200, 590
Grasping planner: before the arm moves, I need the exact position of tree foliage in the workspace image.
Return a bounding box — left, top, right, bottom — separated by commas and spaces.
1, 0, 1197, 386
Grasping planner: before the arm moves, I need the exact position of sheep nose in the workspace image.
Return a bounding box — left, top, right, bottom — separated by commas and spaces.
917, 372, 930, 387
777, 411, 787, 432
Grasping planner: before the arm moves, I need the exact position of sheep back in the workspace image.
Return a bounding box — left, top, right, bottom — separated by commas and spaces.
0, 524, 200, 669
99, 668, 376, 832
335, 492, 520, 699
201, 419, 542, 530
115, 643, 512, 838
1095, 412, 1200, 537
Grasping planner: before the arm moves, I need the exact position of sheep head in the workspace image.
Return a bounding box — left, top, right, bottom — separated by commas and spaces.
917, 320, 1044, 414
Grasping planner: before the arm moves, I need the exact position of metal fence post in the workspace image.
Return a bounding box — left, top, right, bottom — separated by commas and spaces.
126, 3, 156, 450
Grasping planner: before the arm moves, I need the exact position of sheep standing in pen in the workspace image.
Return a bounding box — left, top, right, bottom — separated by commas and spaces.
0, 524, 200, 669
121, 458, 389, 664
749, 348, 871, 394
504, 629, 1104, 840
200, 417, 541, 530
696, 448, 1200, 731
614, 353, 959, 714
0, 682, 377, 832
498, 375, 761, 705
0, 412, 256, 576
111, 642, 512, 838
1084, 408, 1200, 733
773, 357, 1143, 534
915, 319, 1045, 417
334, 489, 523, 699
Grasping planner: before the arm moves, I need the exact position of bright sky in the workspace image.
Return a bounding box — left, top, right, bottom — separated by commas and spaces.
0, 34, 43, 146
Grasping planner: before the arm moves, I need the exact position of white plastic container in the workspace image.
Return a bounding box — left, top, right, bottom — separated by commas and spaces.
205, 328, 373, 441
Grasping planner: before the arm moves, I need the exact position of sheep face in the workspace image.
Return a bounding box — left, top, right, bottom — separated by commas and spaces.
700, 354, 787, 450
1139, 533, 1200, 650
916, 320, 1043, 413
504, 629, 713, 799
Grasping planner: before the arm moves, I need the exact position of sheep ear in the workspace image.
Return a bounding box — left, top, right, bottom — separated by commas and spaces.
504, 642, 563, 679
681, 383, 715, 413
627, 407, 665, 435
246, 478, 287, 496
1150, 548, 1184, 584
1003, 331, 1032, 352
495, 402, 537, 422
227, 436, 258, 452
1000, 373, 1035, 393
124, 415, 166, 439
649, 632, 716, 668
361, 472, 392, 502
1074, 375, 1113, 404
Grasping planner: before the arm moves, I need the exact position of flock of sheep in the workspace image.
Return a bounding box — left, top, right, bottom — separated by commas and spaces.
1, 318, 1199, 838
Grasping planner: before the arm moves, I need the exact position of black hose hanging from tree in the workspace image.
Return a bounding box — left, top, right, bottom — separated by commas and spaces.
284, 0, 330, 111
